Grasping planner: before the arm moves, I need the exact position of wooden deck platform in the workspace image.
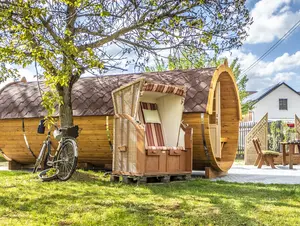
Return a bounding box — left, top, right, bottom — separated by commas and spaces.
110, 174, 192, 184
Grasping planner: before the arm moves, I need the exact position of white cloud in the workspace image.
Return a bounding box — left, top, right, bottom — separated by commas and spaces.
279, 5, 290, 13
222, 49, 300, 90
260, 52, 300, 76
246, 0, 300, 44
273, 72, 295, 83
223, 49, 300, 76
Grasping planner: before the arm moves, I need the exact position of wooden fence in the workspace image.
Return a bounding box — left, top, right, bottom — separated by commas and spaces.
238, 115, 299, 160
237, 121, 256, 159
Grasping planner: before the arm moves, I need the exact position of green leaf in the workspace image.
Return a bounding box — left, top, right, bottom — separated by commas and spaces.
100, 11, 110, 17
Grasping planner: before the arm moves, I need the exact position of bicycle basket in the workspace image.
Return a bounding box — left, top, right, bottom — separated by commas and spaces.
37, 119, 45, 134
66, 125, 79, 138
38, 168, 59, 182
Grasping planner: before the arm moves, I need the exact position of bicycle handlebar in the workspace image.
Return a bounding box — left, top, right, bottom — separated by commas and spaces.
46, 124, 81, 139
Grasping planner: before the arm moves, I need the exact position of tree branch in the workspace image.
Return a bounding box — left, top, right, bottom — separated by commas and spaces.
38, 16, 62, 46
76, 2, 196, 51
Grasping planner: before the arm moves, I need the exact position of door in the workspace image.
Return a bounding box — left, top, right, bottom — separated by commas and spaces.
209, 82, 221, 159
215, 82, 221, 158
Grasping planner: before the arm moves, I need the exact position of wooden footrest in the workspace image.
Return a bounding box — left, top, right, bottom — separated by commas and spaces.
205, 167, 228, 179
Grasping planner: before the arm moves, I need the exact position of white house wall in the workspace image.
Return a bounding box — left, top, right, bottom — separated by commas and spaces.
252, 84, 300, 122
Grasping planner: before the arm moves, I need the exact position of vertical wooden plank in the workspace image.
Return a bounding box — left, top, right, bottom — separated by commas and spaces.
295, 114, 300, 140
135, 128, 145, 174
185, 127, 193, 172
133, 80, 144, 119
215, 82, 221, 158
245, 113, 268, 165
289, 144, 294, 169
282, 144, 286, 166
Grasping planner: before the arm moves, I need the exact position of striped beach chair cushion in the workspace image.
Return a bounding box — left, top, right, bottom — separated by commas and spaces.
140, 102, 165, 147
140, 102, 184, 151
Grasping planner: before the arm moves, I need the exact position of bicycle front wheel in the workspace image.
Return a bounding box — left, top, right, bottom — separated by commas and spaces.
33, 142, 48, 173
55, 138, 78, 181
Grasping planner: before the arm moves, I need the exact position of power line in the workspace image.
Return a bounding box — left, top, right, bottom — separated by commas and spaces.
241, 18, 300, 76
242, 19, 300, 75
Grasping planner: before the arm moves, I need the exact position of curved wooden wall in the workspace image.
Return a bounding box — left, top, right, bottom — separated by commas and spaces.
1, 113, 210, 170
0, 108, 239, 172
216, 72, 240, 171
183, 64, 241, 172
0, 116, 113, 167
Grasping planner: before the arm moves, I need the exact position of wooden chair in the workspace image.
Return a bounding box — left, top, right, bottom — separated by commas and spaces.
252, 138, 279, 169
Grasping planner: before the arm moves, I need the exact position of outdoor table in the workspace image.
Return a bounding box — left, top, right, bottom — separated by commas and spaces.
280, 141, 300, 169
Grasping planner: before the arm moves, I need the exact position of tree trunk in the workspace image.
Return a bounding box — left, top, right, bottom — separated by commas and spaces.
57, 84, 73, 128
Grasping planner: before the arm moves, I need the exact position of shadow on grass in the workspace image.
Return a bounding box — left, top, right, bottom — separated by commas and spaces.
69, 171, 106, 182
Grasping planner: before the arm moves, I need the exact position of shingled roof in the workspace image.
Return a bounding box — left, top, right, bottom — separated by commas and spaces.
0, 68, 216, 119
243, 82, 300, 104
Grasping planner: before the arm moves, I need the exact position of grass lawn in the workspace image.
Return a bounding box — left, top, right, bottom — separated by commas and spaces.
0, 170, 299, 226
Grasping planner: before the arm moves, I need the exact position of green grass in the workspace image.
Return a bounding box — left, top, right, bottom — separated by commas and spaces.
0, 170, 299, 226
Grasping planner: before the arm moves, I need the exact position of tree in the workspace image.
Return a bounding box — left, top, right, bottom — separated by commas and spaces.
145, 55, 252, 115
212, 57, 252, 115
227, 58, 252, 115
145, 49, 208, 71
0, 0, 252, 128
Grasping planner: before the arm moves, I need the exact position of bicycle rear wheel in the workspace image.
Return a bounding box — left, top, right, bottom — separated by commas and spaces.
55, 138, 78, 181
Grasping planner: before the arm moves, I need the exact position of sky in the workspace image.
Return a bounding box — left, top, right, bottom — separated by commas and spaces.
222, 0, 300, 91
2, 0, 300, 92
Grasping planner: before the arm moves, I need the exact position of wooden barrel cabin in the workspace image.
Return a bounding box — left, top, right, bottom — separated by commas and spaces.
0, 62, 241, 172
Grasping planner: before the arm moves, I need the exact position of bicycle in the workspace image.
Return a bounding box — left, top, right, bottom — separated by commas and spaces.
33, 121, 79, 181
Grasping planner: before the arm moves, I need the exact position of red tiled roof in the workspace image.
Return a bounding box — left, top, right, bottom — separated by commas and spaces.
0, 68, 215, 119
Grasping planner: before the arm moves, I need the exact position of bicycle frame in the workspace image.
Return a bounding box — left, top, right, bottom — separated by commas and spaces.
33, 124, 79, 179
45, 135, 67, 167
33, 127, 62, 172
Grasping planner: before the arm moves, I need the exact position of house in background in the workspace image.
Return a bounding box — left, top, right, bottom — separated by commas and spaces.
243, 82, 300, 122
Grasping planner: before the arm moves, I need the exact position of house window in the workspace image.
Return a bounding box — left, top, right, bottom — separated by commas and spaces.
279, 99, 288, 110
